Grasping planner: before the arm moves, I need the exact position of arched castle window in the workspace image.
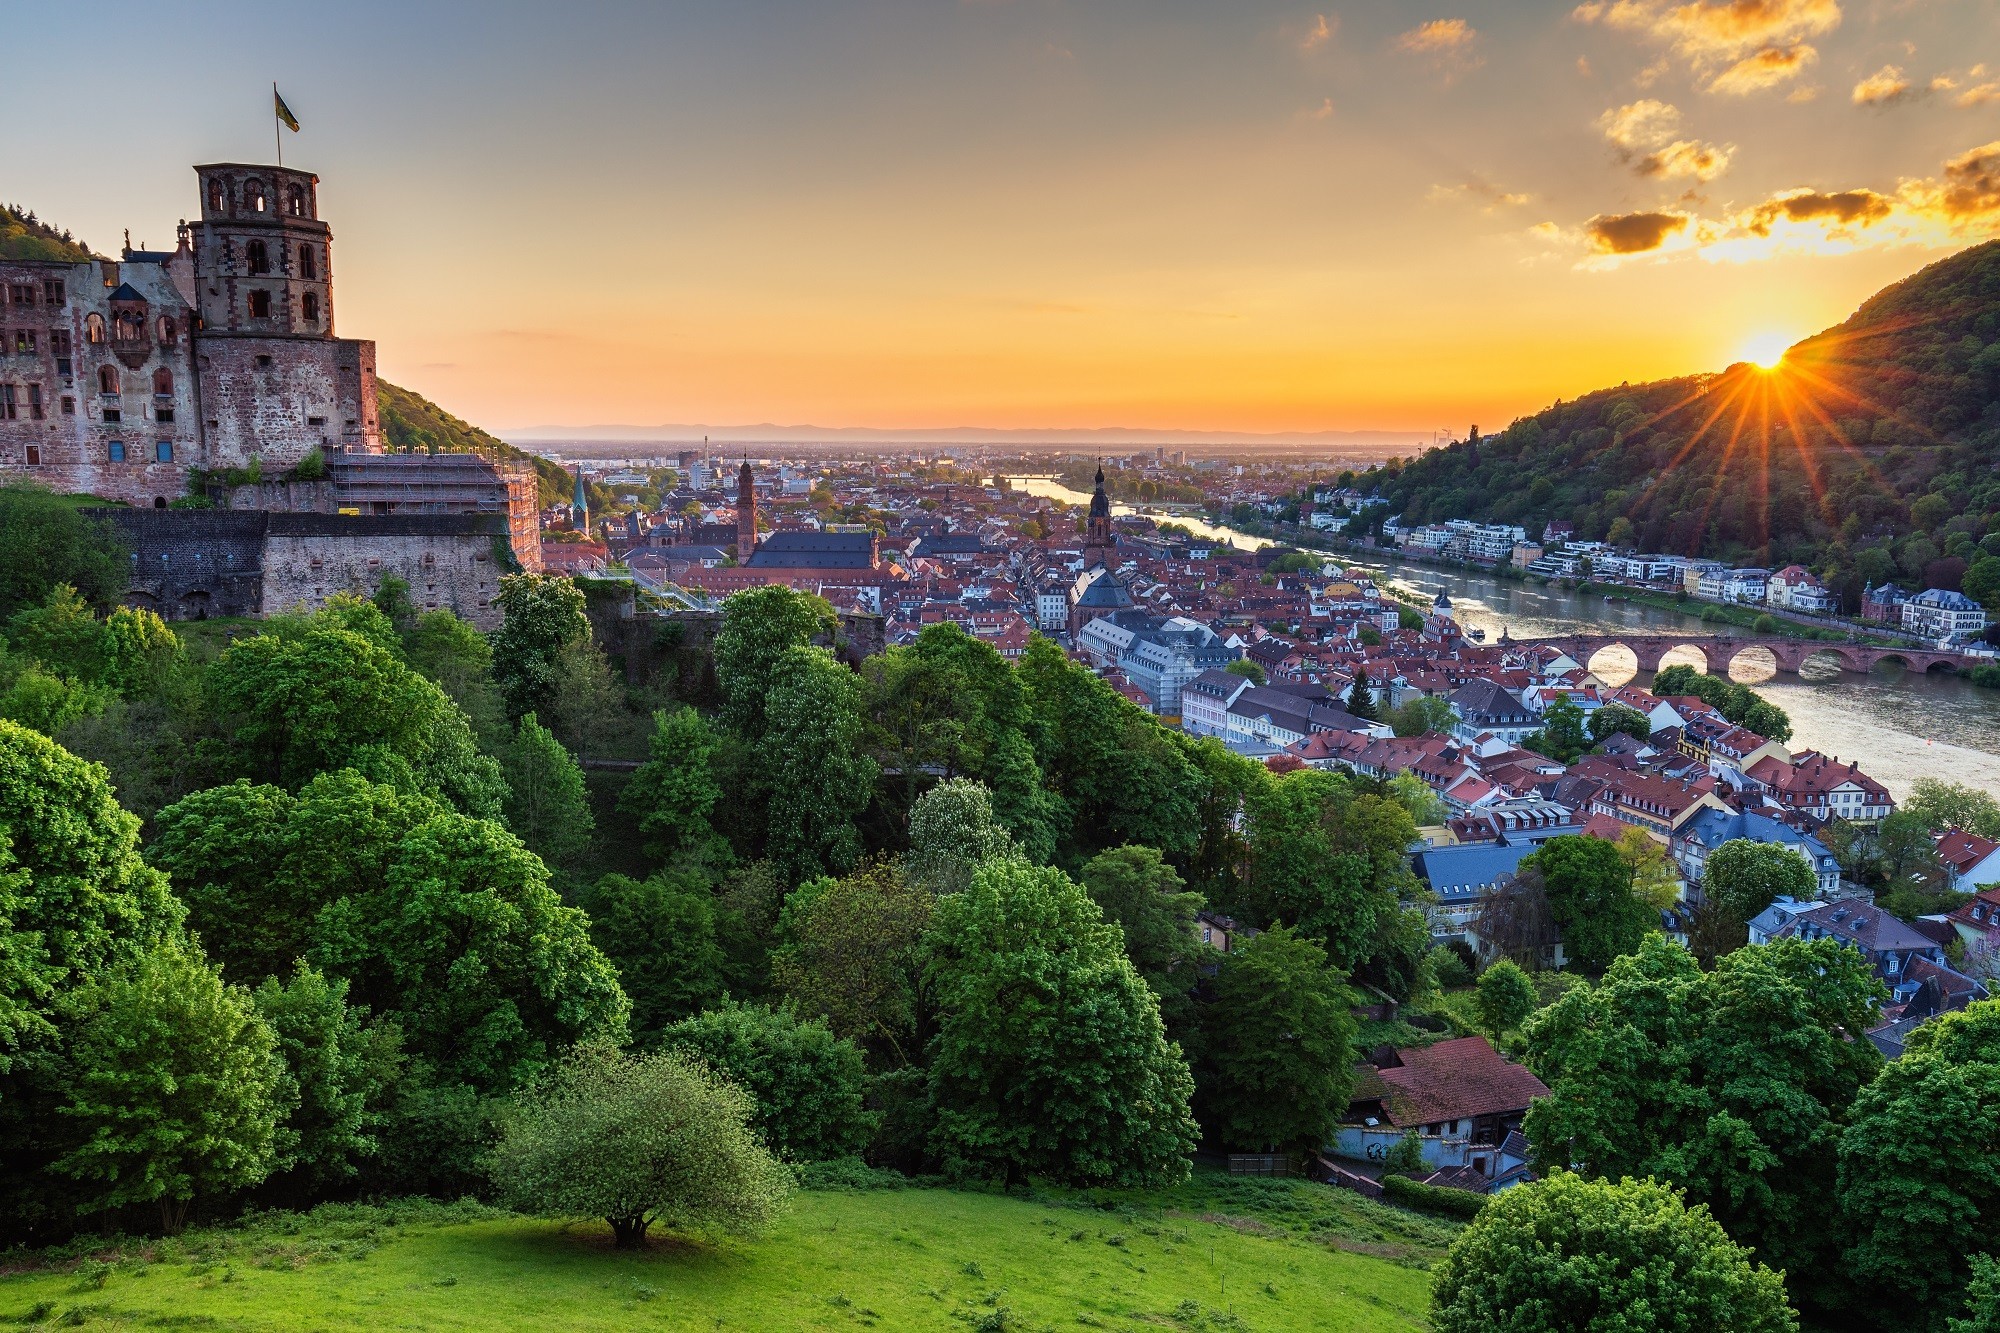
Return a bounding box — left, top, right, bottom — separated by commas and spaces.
153, 368, 173, 395
287, 184, 306, 217
246, 240, 270, 275
113, 309, 145, 342
298, 244, 316, 279
85, 313, 105, 344
98, 366, 118, 394
157, 315, 178, 345
301, 293, 320, 323
245, 180, 267, 213
208, 179, 225, 212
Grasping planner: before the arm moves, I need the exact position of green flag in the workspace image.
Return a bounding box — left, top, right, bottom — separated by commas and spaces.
275, 88, 300, 133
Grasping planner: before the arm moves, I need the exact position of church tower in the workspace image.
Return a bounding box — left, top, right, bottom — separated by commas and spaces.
1085, 462, 1113, 559
572, 464, 590, 534
737, 460, 758, 559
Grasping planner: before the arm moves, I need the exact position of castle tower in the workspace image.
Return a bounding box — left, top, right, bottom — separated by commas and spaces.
737, 460, 758, 559
1086, 461, 1113, 559
190, 163, 381, 468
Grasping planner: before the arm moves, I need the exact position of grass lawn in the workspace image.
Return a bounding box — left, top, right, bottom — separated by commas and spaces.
0, 1175, 1448, 1331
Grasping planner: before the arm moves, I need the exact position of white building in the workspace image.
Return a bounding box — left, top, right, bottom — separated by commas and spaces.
1903, 588, 1987, 642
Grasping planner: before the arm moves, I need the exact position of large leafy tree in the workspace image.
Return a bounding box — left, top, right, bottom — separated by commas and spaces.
51, 936, 283, 1234
1838, 1000, 2000, 1330
1704, 839, 1816, 924
500, 713, 594, 876
1430, 1172, 1797, 1333
760, 646, 876, 886
485, 1042, 791, 1249
1078, 844, 1208, 1037
1525, 935, 1885, 1292
313, 811, 629, 1092
206, 617, 505, 819
1195, 926, 1355, 1154
905, 778, 1014, 895
1524, 836, 1653, 973
925, 859, 1197, 1186
770, 861, 934, 1065
1239, 766, 1417, 972
489, 573, 591, 721
712, 584, 837, 741
1905, 778, 2000, 841
0, 485, 125, 620
251, 963, 398, 1194
658, 1003, 874, 1162
619, 706, 729, 869
1523, 696, 1590, 765
573, 870, 728, 1047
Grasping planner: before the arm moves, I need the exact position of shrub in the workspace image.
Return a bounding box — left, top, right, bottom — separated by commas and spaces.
657, 1004, 875, 1162
1382, 1173, 1487, 1219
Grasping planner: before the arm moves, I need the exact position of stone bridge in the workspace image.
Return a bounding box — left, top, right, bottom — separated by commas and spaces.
1525, 633, 1980, 676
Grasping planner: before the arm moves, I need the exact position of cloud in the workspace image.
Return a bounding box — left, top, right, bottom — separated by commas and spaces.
1572, 0, 1838, 92
1559, 139, 2000, 267
1597, 100, 1734, 180
1708, 44, 1818, 94
1852, 64, 1915, 105
1299, 13, 1338, 52
1957, 82, 2000, 108
1395, 19, 1485, 81
1787, 83, 1821, 102
1584, 210, 1692, 253
1308, 97, 1336, 119
1428, 178, 1533, 211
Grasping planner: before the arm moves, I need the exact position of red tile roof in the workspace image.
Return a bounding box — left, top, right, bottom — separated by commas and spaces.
1361, 1036, 1550, 1127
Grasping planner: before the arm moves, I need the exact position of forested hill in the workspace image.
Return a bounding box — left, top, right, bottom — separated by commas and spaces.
0, 206, 92, 262
1376, 241, 2000, 611
376, 380, 572, 508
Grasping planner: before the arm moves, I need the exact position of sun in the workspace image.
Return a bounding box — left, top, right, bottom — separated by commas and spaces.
1736, 330, 1793, 369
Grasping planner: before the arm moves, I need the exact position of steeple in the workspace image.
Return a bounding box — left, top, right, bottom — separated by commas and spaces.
737, 460, 758, 560
1086, 459, 1113, 555
571, 465, 589, 534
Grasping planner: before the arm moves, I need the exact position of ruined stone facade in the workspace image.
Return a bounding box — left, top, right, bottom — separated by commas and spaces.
1, 162, 542, 573
98, 509, 510, 629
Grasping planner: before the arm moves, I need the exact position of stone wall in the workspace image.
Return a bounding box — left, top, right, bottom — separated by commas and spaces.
94, 509, 510, 628
196, 336, 378, 470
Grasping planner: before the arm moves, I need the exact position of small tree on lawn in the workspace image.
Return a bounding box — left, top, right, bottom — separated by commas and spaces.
1474, 958, 1537, 1038
486, 1042, 792, 1249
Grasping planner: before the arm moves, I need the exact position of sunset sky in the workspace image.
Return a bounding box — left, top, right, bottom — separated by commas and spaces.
12, 0, 2000, 438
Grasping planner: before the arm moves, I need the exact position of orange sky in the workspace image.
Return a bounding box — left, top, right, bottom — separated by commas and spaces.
12, 0, 2000, 438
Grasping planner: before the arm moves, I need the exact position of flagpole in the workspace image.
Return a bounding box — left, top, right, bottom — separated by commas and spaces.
274, 82, 283, 167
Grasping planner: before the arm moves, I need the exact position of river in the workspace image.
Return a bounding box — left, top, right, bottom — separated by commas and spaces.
1005, 475, 2000, 798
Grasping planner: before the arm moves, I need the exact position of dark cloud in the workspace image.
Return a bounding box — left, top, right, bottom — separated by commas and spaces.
1584, 211, 1690, 254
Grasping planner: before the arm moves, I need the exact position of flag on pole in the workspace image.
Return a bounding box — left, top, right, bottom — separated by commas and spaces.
275, 88, 300, 133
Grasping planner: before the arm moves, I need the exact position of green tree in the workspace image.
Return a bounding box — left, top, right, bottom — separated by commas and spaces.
1525, 935, 1884, 1292
906, 778, 1014, 894
1587, 703, 1652, 744
1704, 839, 1816, 923
573, 871, 728, 1047
0, 486, 125, 621
501, 713, 594, 876
52, 936, 283, 1233
489, 573, 591, 721
403, 608, 504, 743
1224, 658, 1266, 686
713, 584, 837, 741
1196, 926, 1355, 1154
1475, 958, 1538, 1037
1078, 845, 1208, 1036
1953, 1255, 2000, 1333
1388, 771, 1449, 827
1240, 767, 1418, 972
1614, 826, 1680, 913
1838, 1000, 2000, 1330
658, 1003, 875, 1162
1524, 836, 1653, 972
760, 646, 876, 886
1906, 777, 2000, 840
620, 706, 730, 869
206, 619, 505, 818
252, 963, 398, 1193
312, 812, 630, 1092
1523, 697, 1590, 765
771, 862, 934, 1065
1430, 1172, 1797, 1333
1389, 694, 1457, 737
1346, 664, 1377, 721
542, 636, 625, 771
925, 859, 1197, 1186
484, 1042, 791, 1249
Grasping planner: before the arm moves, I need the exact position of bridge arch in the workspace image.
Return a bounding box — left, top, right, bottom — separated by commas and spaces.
1720, 642, 1782, 678
1793, 645, 1863, 676
1645, 641, 1718, 675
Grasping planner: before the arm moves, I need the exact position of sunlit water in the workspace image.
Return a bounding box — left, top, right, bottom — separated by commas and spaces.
1002, 476, 2000, 798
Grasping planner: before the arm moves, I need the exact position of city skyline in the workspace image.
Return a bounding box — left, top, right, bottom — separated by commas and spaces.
11, 0, 1998, 438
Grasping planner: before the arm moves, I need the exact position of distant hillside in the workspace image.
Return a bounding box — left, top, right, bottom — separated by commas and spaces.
1377, 241, 2000, 612
377, 380, 572, 508
0, 206, 91, 262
